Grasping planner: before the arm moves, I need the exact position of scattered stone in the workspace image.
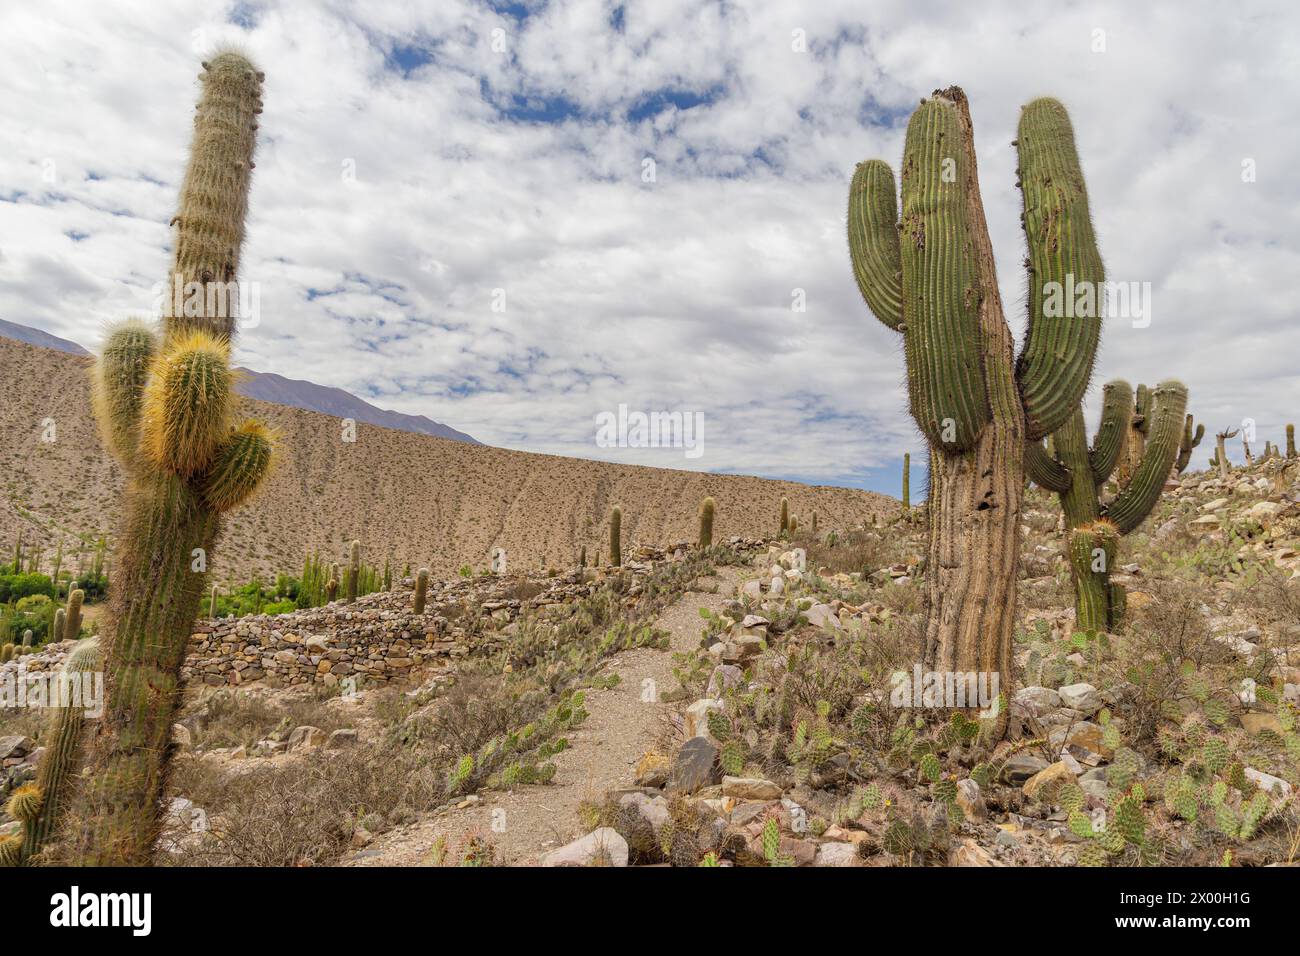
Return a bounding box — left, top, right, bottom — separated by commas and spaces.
684, 698, 724, 738
668, 737, 720, 794
721, 776, 782, 800
325, 728, 359, 750
1057, 683, 1103, 715
287, 725, 326, 751
1024, 761, 1077, 801
541, 828, 629, 867
634, 751, 671, 788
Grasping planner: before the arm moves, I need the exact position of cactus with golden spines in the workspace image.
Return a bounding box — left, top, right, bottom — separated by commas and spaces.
698, 496, 715, 548
848, 88, 1106, 683
413, 567, 429, 614
60, 52, 273, 866
1029, 380, 1188, 632
2, 638, 103, 866
609, 505, 622, 567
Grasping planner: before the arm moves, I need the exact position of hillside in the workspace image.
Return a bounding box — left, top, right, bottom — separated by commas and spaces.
0, 335, 890, 581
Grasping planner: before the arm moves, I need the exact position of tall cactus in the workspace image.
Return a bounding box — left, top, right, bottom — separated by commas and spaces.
849, 89, 1106, 688
779, 497, 789, 536
1175, 414, 1204, 474
58, 52, 272, 866
1029, 381, 1188, 632
698, 496, 715, 548
1287, 424, 1296, 459
609, 505, 622, 567
2, 638, 103, 865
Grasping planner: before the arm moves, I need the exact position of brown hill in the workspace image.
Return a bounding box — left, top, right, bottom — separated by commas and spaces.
0, 335, 892, 582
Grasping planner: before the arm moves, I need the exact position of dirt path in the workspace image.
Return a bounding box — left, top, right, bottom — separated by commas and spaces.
347, 564, 745, 866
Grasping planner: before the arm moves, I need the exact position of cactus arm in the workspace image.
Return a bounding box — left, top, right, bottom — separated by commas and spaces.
898, 98, 991, 453
1175, 414, 1204, 473
91, 320, 158, 469
1024, 440, 1072, 493
847, 160, 904, 331
1104, 381, 1188, 533
1014, 98, 1105, 440
1088, 380, 1131, 484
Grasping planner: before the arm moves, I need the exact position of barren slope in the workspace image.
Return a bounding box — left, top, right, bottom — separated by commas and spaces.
0, 336, 890, 581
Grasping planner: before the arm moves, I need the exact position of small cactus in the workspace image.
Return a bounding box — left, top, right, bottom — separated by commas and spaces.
413, 567, 429, 614
609, 505, 622, 567
22, 629, 33, 649
698, 496, 715, 549
1175, 414, 1204, 474
346, 540, 360, 603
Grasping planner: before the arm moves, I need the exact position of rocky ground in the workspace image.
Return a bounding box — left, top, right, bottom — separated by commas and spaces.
2, 458, 1297, 867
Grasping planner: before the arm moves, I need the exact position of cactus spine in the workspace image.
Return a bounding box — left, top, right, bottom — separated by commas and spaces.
62, 52, 272, 866
849, 89, 1106, 687
609, 505, 622, 567
346, 540, 360, 603
1030, 381, 1188, 632
698, 496, 715, 548
413, 567, 429, 614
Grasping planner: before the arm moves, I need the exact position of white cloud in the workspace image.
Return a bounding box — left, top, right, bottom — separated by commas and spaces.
0, 0, 1295, 492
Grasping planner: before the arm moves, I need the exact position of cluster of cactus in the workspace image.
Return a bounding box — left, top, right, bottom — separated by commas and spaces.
849, 88, 1110, 683
1026, 378, 1188, 632
698, 496, 715, 548
0, 638, 103, 866
44, 51, 274, 866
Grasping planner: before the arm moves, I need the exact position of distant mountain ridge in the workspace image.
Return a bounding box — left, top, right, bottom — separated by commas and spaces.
0, 317, 479, 445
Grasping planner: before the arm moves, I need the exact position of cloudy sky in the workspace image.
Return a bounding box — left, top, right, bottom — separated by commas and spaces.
2, 1, 1296, 495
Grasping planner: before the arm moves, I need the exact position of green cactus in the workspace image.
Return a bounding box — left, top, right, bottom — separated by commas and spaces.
849, 89, 1107, 685
1175, 414, 1204, 474
0, 644, 13, 664
609, 505, 622, 567
779, 497, 789, 536
1287, 423, 1296, 459
699, 496, 715, 549
413, 567, 429, 614
3, 638, 104, 866
59, 52, 273, 866
62, 588, 84, 643
22, 629, 33, 649
345, 540, 360, 603
1029, 380, 1188, 632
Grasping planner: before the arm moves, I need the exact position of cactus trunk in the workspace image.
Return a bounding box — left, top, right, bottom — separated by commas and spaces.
609, 505, 622, 567
902, 453, 910, 511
